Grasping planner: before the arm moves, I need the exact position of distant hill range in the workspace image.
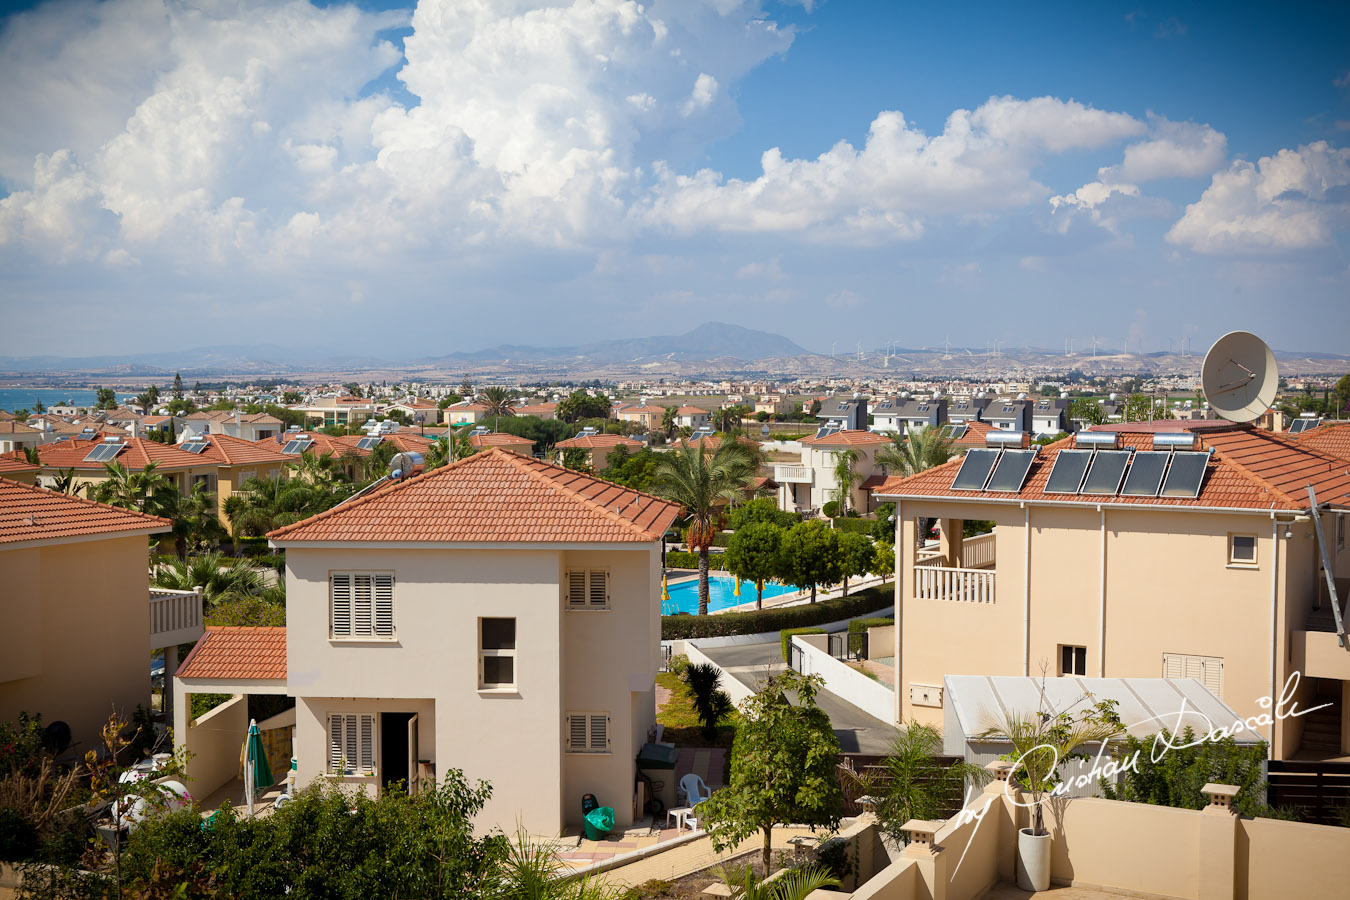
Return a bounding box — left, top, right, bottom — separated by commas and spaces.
0, 325, 1344, 380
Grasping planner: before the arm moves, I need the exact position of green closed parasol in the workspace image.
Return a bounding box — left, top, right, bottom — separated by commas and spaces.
244, 719, 273, 816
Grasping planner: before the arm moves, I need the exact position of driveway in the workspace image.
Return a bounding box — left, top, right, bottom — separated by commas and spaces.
698, 641, 900, 755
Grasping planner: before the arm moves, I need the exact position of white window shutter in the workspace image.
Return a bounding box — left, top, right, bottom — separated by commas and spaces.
590, 714, 609, 751
354, 575, 373, 636
1202, 658, 1223, 698
344, 714, 358, 773
328, 715, 344, 771
568, 715, 587, 750
589, 571, 608, 608
331, 575, 352, 637
568, 571, 587, 609
359, 715, 375, 773
373, 575, 394, 636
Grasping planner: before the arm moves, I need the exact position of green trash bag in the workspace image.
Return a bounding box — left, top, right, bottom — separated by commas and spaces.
583, 805, 615, 840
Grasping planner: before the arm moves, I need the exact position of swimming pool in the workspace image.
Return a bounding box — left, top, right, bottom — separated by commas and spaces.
660, 576, 799, 615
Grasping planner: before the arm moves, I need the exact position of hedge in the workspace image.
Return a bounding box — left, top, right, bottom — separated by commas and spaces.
830, 517, 876, 535
847, 617, 894, 655
781, 628, 826, 662
661, 583, 894, 640
664, 550, 728, 571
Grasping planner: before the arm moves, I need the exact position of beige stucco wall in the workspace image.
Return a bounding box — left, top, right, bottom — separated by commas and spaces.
1048, 798, 1201, 898
284, 542, 660, 834
805, 445, 883, 513
216, 460, 286, 525
184, 695, 248, 799
0, 536, 151, 746
1237, 813, 1346, 899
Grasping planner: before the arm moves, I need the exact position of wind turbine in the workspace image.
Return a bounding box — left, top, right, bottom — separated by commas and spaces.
943, 336, 952, 360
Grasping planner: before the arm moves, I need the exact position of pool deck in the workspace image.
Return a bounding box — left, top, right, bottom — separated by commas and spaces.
664, 572, 890, 616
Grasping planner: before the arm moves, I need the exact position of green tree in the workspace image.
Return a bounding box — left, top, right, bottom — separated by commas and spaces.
90, 460, 168, 510
778, 520, 842, 603
598, 446, 662, 492
477, 386, 516, 427
1099, 729, 1281, 818
436, 392, 464, 410
1333, 373, 1350, 418
561, 448, 591, 472
155, 483, 225, 559
871, 502, 895, 542
728, 497, 796, 531
222, 475, 340, 537
556, 390, 609, 423
682, 662, 734, 741
95, 387, 118, 409
872, 540, 894, 582
830, 449, 860, 515
661, 405, 678, 438
862, 723, 989, 847
152, 552, 268, 605
699, 670, 843, 874
652, 439, 758, 615
22, 445, 39, 465
836, 531, 873, 597
172, 373, 184, 400
282, 390, 304, 405
723, 522, 784, 610
1068, 397, 1105, 426
716, 863, 840, 900
876, 426, 956, 478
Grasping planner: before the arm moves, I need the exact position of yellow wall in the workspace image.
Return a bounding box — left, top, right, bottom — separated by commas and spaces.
0, 535, 151, 745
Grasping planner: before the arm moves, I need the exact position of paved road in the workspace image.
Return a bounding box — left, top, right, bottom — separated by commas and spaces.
699, 641, 900, 755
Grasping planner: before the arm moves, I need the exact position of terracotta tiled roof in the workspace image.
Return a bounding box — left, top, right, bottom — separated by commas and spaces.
389, 400, 438, 409
195, 434, 293, 467
860, 473, 889, 491
952, 421, 994, 447
800, 430, 892, 447
514, 402, 558, 415
554, 434, 642, 450
268, 448, 682, 544
31, 437, 218, 471
0, 410, 14, 421
0, 421, 41, 436
675, 406, 708, 416
446, 403, 489, 413
872, 423, 1350, 511
621, 405, 666, 415
176, 626, 287, 680
746, 475, 779, 491
0, 456, 41, 476
185, 410, 284, 425
468, 433, 534, 448
0, 477, 169, 545
261, 433, 366, 459
1295, 422, 1350, 462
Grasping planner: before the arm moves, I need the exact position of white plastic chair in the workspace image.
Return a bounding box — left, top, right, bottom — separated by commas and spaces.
679, 772, 711, 832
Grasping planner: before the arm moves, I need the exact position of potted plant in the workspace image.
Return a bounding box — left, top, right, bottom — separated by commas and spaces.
979, 684, 1121, 891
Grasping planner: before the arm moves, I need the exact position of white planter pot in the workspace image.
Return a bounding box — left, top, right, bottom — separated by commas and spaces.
1017, 827, 1051, 892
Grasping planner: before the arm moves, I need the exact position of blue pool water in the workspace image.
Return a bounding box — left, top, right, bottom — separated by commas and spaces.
661, 577, 799, 615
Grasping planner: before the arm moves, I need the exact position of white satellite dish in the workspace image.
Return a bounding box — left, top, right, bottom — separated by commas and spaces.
1201, 331, 1278, 424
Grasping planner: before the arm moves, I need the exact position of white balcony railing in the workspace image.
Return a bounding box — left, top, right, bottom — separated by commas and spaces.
150, 587, 204, 647
914, 566, 995, 603
773, 465, 813, 484
916, 540, 943, 564
963, 531, 996, 569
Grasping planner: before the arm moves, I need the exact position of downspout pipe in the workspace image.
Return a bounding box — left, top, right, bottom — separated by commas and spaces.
1023, 501, 1030, 677
1099, 504, 1107, 677
1270, 508, 1279, 750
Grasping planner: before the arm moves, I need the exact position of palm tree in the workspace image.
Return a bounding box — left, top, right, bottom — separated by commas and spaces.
876, 426, 957, 478
652, 438, 757, 615
713, 406, 742, 432
424, 437, 451, 470
49, 467, 81, 495
859, 722, 989, 848
478, 386, 516, 429
361, 440, 399, 481
830, 449, 859, 515
288, 449, 340, 485
155, 483, 225, 559
22, 446, 39, 465
715, 863, 840, 900
153, 552, 268, 605
90, 460, 168, 511
661, 405, 678, 438
222, 476, 335, 537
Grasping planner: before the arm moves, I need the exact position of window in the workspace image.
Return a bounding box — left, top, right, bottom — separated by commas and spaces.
328, 713, 376, 775
1163, 653, 1224, 698
1059, 645, 1087, 676
1228, 534, 1257, 566
565, 570, 610, 610
565, 712, 610, 753
330, 573, 395, 639
479, 618, 516, 689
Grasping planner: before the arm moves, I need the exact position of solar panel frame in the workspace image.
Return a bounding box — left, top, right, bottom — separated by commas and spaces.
281, 439, 313, 455
947, 425, 967, 441
951, 448, 1000, 491
182, 441, 210, 454
984, 449, 1038, 493
1044, 449, 1093, 494
1080, 450, 1132, 494
1159, 451, 1211, 499
1121, 451, 1170, 497
356, 436, 382, 450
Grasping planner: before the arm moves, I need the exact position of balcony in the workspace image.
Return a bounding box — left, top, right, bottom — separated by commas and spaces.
150, 587, 204, 647
773, 465, 813, 484
914, 565, 995, 603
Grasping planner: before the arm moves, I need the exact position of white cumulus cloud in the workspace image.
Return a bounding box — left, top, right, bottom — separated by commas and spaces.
1166, 141, 1350, 254
1099, 116, 1228, 182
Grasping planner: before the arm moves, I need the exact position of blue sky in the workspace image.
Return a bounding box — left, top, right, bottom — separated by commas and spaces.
0, 0, 1346, 359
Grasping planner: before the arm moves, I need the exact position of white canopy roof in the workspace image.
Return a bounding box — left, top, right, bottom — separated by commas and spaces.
944, 675, 1262, 745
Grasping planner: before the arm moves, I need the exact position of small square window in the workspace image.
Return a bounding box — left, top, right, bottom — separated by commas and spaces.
1060, 645, 1087, 676
480, 618, 517, 689
1229, 534, 1257, 566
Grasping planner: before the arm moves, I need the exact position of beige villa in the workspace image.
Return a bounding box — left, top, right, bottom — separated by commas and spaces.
173, 449, 680, 835
0, 478, 204, 746
873, 421, 1350, 760
553, 432, 643, 471
775, 429, 892, 515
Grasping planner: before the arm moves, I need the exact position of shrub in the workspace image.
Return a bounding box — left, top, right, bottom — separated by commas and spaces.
847, 617, 894, 655
664, 550, 728, 571
822, 500, 839, 518
662, 583, 893, 641
831, 517, 875, 535
781, 628, 827, 662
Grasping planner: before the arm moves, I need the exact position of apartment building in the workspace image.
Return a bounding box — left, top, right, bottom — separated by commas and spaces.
775, 430, 891, 515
